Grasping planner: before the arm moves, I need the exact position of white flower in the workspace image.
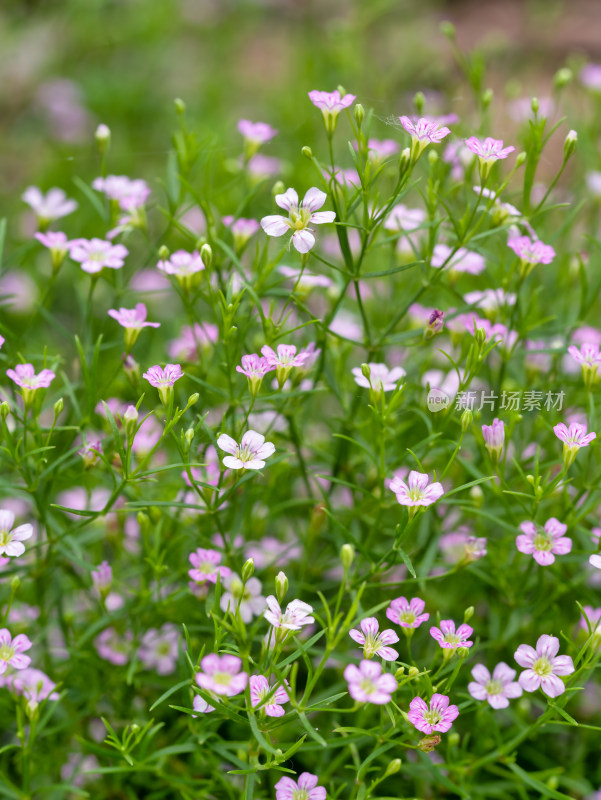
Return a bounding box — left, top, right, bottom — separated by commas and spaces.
264, 596, 314, 630
0, 511, 33, 558
217, 430, 275, 470
260, 187, 336, 253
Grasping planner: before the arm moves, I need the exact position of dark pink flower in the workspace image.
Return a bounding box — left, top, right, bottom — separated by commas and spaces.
399, 116, 451, 144
408, 693, 458, 733
514, 635, 574, 697
482, 418, 505, 462
430, 619, 473, 649
468, 662, 522, 708
349, 617, 399, 661
386, 596, 429, 629
0, 667, 59, 702
554, 422, 596, 467
236, 354, 274, 395
188, 548, 230, 584
275, 772, 326, 800
507, 235, 555, 269
249, 675, 289, 717
7, 364, 55, 392
344, 659, 397, 704
465, 136, 515, 163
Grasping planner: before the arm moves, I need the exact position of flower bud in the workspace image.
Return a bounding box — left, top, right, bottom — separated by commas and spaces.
10, 575, 20, 593
0, 401, 10, 420
241, 558, 255, 583
482, 88, 493, 109
408, 666, 420, 678
301, 145, 313, 159
158, 245, 170, 261
546, 777, 559, 791
137, 511, 150, 536
399, 147, 411, 172
395, 666, 406, 679
353, 103, 365, 127
457, 646, 470, 658
440, 20, 456, 39
553, 67, 573, 89
200, 243, 212, 270
272, 181, 285, 198
428, 149, 439, 167
475, 327, 487, 346
418, 734, 441, 752
469, 485, 484, 507
425, 309, 444, 339
95, 123, 111, 155
413, 91, 425, 115
275, 570, 288, 602
174, 98, 186, 115
463, 606, 474, 623
54, 398, 64, 418
564, 129, 578, 161
531, 96, 539, 114
515, 151, 527, 167
461, 408, 473, 433
360, 363, 371, 381
447, 732, 460, 747
384, 758, 402, 777
124, 405, 138, 438
187, 392, 200, 407
341, 543, 355, 570
184, 427, 194, 450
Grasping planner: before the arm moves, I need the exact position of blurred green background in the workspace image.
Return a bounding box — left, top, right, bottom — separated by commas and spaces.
1, 0, 599, 216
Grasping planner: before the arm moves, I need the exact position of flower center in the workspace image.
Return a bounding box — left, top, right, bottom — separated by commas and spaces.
157, 643, 171, 656
292, 790, 309, 800
359, 677, 376, 695
443, 633, 461, 645
212, 671, 232, 686
532, 656, 552, 677
0, 530, 12, 547
0, 644, 15, 662
363, 634, 379, 658
399, 611, 416, 625
424, 708, 442, 726
533, 533, 552, 552
485, 679, 503, 696
408, 488, 425, 501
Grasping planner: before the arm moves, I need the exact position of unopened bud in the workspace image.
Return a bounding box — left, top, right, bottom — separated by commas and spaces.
399, 147, 411, 171
515, 151, 527, 167
174, 98, 186, 115
461, 408, 473, 433
554, 67, 573, 90
301, 145, 313, 159
200, 243, 212, 270
463, 605, 474, 623
124, 405, 138, 437
546, 777, 559, 791
526, 474, 535, 485
95, 123, 111, 155
54, 398, 64, 417
353, 104, 365, 126
482, 88, 493, 109
184, 427, 194, 449
457, 646, 470, 658
408, 666, 420, 678
413, 92, 425, 115
440, 20, 456, 39
470, 485, 484, 507
384, 758, 402, 777
272, 181, 285, 198
10, 575, 20, 593
564, 129, 578, 160
158, 245, 170, 260
137, 512, 150, 535
395, 666, 406, 679
418, 734, 441, 752
187, 392, 200, 407
425, 309, 444, 339
341, 543, 355, 569
428, 149, 439, 167
475, 327, 487, 346
360, 363, 371, 381
0, 401, 10, 420
531, 96, 539, 114
447, 732, 460, 747
241, 558, 255, 582
275, 570, 288, 602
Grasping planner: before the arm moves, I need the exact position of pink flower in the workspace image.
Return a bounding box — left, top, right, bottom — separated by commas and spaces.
217, 430, 275, 470
245, 537, 301, 569
0, 630, 32, 674
386, 597, 429, 629
430, 619, 473, 649
514, 635, 574, 697
579, 606, 601, 636
439, 533, 487, 564
482, 418, 505, 462
309, 89, 355, 132
366, 138, 399, 164
223, 216, 260, 248
431, 244, 485, 275
408, 693, 459, 733
138, 624, 179, 675
35, 231, 71, 262
507, 236, 555, 272
0, 668, 59, 702
279, 265, 332, 292
92, 175, 150, 210
237, 120, 277, 145
249, 675, 289, 717
383, 205, 426, 253
108, 303, 160, 331
7, 364, 55, 392
143, 364, 183, 393
516, 518, 572, 566
192, 694, 214, 715
261, 344, 309, 386
399, 116, 451, 145
168, 323, 218, 361
389, 471, 444, 508
264, 596, 314, 631
554, 422, 596, 467
91, 561, 112, 594
220, 573, 266, 623
568, 343, 601, 387
349, 617, 399, 661
22, 186, 77, 222
275, 772, 326, 800
352, 363, 406, 393
260, 187, 336, 254
195, 654, 248, 697
95, 628, 133, 665
236, 354, 274, 395
344, 660, 397, 705
188, 548, 230, 584
247, 154, 281, 178
0, 510, 33, 558
465, 136, 515, 163
157, 250, 205, 282
69, 238, 128, 274
468, 663, 523, 708
580, 63, 601, 91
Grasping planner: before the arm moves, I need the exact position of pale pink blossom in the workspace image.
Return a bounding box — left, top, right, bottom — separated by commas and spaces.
91, 561, 112, 594
188, 548, 230, 584
384, 205, 426, 254
217, 430, 275, 470
465, 136, 515, 163
192, 695, 214, 714
590, 555, 601, 570
0, 630, 32, 674
92, 175, 150, 210
408, 693, 459, 733
143, 364, 183, 389
279, 265, 332, 291
0, 667, 59, 702
7, 364, 55, 391
245, 537, 302, 569
349, 617, 399, 661
108, 303, 160, 331
554, 422, 596, 467
222, 216, 260, 248
264, 596, 314, 630
516, 518, 572, 566
0, 510, 33, 558
366, 138, 399, 163
580, 64, 601, 91
220, 573, 266, 622
138, 624, 179, 675
237, 120, 278, 145
275, 772, 326, 800
249, 675, 290, 717
389, 471, 444, 507
468, 662, 523, 708
260, 187, 336, 253
309, 89, 355, 132
507, 236, 555, 267
482, 418, 505, 461
247, 154, 281, 178
168, 323, 219, 361
431, 244, 485, 274
586, 171, 601, 197
386, 597, 429, 629
95, 628, 133, 665
352, 362, 405, 392
344, 660, 397, 704
514, 635, 574, 697
430, 619, 473, 649
439, 532, 487, 564
35, 231, 71, 258
195, 654, 248, 697
22, 186, 77, 222
69, 238, 128, 273
579, 606, 601, 637
157, 250, 205, 278
399, 116, 451, 144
